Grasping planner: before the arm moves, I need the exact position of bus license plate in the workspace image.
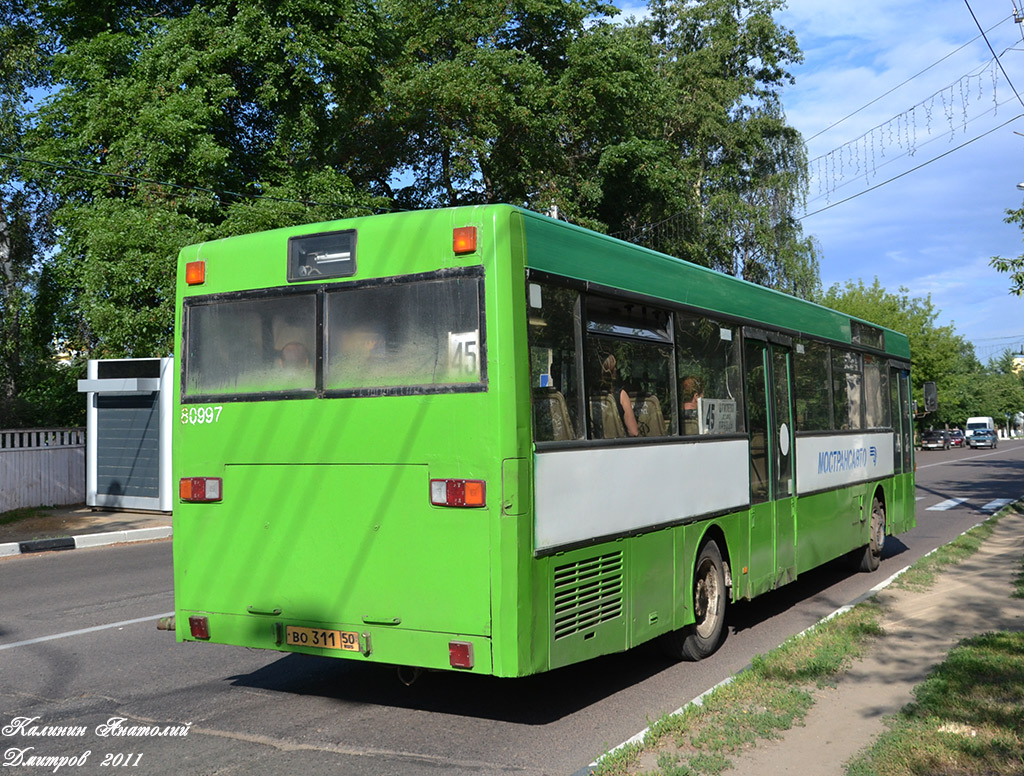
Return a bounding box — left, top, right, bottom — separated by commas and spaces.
285, 625, 360, 652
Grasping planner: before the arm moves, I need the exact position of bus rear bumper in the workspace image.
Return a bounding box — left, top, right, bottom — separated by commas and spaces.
173, 610, 493, 674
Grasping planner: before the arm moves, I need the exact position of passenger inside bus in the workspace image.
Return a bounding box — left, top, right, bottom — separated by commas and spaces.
680, 375, 704, 435
600, 354, 639, 438
277, 341, 310, 371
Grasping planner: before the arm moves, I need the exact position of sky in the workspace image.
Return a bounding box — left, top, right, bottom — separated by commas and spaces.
620, 0, 1024, 363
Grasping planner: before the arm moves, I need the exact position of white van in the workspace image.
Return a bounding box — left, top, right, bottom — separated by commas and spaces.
965, 416, 995, 438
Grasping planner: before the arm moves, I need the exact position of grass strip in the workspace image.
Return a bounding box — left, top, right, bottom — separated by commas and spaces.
1014, 554, 1024, 601
890, 519, 995, 592
846, 630, 1024, 776
594, 602, 885, 776
0, 506, 48, 527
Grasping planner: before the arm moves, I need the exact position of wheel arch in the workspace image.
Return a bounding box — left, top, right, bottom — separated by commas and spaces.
871, 483, 888, 528
691, 522, 733, 597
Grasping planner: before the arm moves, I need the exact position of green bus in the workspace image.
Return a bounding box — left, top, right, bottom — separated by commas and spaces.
172, 204, 915, 676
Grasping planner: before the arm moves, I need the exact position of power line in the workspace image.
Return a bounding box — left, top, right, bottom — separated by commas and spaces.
800, 112, 1024, 220
973, 332, 1024, 341
805, 14, 1012, 142
963, 0, 1024, 108
805, 93, 1018, 208
808, 55, 1006, 168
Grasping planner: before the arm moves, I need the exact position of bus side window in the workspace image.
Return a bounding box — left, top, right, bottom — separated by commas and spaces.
527, 283, 581, 441
863, 355, 889, 429
832, 349, 863, 430
794, 340, 831, 431
676, 316, 743, 436
583, 337, 673, 440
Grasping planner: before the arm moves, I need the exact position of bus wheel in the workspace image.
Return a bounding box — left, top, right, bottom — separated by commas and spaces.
663, 540, 727, 661
857, 496, 886, 573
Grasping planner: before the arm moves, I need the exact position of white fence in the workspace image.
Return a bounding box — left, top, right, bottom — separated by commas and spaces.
0, 428, 86, 513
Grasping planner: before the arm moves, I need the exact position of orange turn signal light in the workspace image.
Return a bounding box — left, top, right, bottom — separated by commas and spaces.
185, 260, 206, 285
453, 226, 477, 255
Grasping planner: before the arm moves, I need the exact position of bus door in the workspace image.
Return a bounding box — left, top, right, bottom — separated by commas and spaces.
888, 364, 915, 533
743, 330, 796, 597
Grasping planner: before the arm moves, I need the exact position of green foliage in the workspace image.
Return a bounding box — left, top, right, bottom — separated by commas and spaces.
816, 278, 1022, 429
1, 0, 820, 425
6, 0, 387, 377
1, 192, 84, 426
992, 205, 1024, 296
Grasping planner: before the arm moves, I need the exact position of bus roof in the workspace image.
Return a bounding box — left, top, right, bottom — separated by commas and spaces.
515, 207, 910, 360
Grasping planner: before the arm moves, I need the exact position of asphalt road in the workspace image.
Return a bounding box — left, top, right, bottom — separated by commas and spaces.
2, 440, 1022, 775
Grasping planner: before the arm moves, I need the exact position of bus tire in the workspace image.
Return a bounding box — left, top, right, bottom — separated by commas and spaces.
663, 540, 727, 661
857, 496, 886, 573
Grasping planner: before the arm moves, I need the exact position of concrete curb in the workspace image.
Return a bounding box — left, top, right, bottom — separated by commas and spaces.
0, 526, 172, 558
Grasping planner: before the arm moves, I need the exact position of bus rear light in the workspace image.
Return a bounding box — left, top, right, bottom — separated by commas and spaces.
449, 640, 474, 669
189, 616, 210, 640
453, 226, 477, 255
179, 477, 222, 502
185, 260, 206, 285
430, 479, 485, 508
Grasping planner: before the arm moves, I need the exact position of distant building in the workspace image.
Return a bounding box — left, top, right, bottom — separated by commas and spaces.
1014, 353, 1024, 376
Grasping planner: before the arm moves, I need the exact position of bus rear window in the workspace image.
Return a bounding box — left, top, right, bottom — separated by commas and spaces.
184, 292, 317, 398
324, 275, 483, 392
182, 270, 485, 402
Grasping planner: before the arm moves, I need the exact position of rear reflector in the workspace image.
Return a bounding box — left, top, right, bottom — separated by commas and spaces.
430, 479, 485, 507
185, 260, 206, 285
179, 477, 222, 503
449, 640, 474, 669
189, 616, 210, 640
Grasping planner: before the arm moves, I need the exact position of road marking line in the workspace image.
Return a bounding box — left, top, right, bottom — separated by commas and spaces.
926, 498, 968, 511
981, 499, 1014, 512
0, 612, 174, 652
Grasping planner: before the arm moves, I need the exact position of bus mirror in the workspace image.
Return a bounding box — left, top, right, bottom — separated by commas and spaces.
923, 381, 937, 412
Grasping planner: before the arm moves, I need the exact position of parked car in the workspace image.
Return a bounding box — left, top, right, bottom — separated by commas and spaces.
968, 429, 998, 449
948, 429, 965, 448
921, 430, 951, 450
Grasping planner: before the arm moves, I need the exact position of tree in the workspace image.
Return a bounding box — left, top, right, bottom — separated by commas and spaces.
991, 206, 1024, 295
636, 0, 817, 293
980, 349, 1024, 434
0, 192, 82, 426
374, 0, 614, 209
373, 0, 820, 295
18, 0, 389, 358
0, 0, 823, 425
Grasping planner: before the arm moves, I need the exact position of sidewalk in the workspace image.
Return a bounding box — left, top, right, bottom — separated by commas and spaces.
0, 503, 172, 557
720, 508, 1024, 775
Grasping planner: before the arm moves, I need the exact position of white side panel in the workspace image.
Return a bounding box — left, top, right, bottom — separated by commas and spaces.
534, 439, 749, 552
795, 432, 894, 494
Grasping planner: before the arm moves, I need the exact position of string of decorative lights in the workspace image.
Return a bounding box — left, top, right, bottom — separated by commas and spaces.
807, 57, 1014, 206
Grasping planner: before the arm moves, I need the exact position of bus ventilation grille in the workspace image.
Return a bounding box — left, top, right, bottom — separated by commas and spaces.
552, 551, 624, 640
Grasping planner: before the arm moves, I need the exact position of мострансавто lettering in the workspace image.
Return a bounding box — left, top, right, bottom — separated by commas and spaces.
817, 447, 870, 474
